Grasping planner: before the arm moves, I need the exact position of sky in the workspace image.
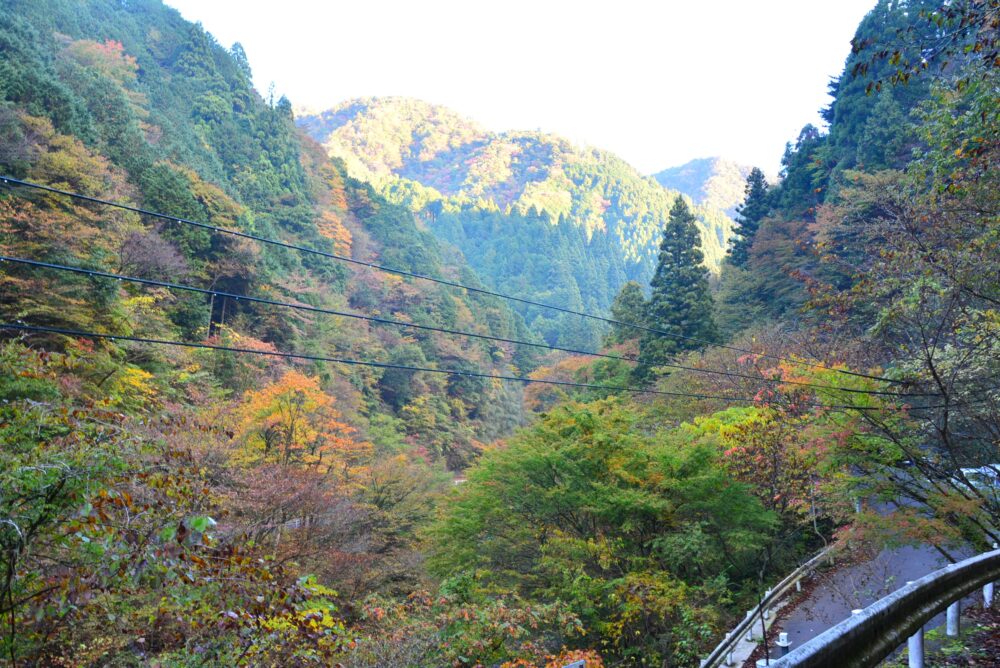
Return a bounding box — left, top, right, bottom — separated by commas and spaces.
165, 0, 878, 175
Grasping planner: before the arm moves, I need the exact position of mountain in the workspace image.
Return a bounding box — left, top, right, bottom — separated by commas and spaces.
0, 0, 570, 659
298, 97, 734, 349
0, 0, 537, 468
652, 157, 754, 216
4, 0, 997, 665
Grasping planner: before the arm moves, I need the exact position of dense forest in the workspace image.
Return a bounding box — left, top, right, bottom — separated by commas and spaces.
0, 0, 997, 666
299, 99, 735, 350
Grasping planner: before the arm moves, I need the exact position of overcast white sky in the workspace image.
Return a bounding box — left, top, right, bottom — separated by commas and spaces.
165, 0, 877, 174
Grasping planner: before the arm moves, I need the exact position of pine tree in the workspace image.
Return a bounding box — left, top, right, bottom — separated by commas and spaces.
634, 196, 718, 382
604, 281, 645, 345
728, 167, 769, 267
855, 92, 914, 170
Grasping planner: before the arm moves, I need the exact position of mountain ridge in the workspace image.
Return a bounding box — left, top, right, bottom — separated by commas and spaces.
298, 96, 734, 266
652, 156, 755, 216
298, 96, 736, 349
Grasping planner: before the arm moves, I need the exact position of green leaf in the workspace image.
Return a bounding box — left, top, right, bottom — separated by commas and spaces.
189, 516, 210, 533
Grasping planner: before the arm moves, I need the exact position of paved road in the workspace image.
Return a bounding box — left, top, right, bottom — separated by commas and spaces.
778, 544, 979, 651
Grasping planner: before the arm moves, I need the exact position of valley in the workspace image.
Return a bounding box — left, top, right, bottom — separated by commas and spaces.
0, 0, 996, 666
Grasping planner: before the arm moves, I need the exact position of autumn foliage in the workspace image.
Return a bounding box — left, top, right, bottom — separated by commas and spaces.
236, 369, 369, 473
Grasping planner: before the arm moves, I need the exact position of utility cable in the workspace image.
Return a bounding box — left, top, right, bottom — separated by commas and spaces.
0, 255, 629, 362
0, 322, 941, 413
0, 255, 935, 399
0, 176, 909, 385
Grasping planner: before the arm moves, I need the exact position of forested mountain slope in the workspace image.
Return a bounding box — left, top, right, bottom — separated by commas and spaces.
0, 0, 539, 464
713, 0, 959, 335
0, 3, 550, 658
651, 156, 754, 216
2, 0, 996, 665
299, 98, 734, 349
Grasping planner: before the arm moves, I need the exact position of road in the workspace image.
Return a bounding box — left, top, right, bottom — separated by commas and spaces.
777, 543, 979, 652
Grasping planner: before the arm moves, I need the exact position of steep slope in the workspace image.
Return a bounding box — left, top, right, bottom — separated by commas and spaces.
297, 97, 486, 187
652, 157, 754, 216
712, 0, 956, 335
0, 3, 568, 661
0, 0, 533, 467
299, 97, 734, 348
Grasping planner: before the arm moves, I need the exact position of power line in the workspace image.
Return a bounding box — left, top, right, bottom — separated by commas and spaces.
0, 176, 907, 385
0, 255, 933, 399
0, 322, 934, 413
0, 255, 630, 362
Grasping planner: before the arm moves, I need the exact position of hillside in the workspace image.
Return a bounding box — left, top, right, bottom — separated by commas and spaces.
0, 0, 569, 660
2, 0, 997, 665
299, 99, 733, 267
0, 3, 549, 656
651, 156, 754, 216
0, 4, 542, 466
299, 97, 734, 348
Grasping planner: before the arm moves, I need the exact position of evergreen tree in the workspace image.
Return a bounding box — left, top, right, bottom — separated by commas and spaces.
230, 42, 252, 80
604, 281, 645, 345
728, 167, 768, 267
634, 197, 718, 382
824, 0, 938, 173
855, 91, 914, 170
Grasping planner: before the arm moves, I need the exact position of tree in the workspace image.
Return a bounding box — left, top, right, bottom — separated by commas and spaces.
604, 280, 645, 345
728, 167, 769, 267
237, 370, 363, 473
825, 0, 939, 173
807, 56, 1000, 551
710, 408, 822, 523
427, 400, 772, 666
634, 196, 718, 382
230, 41, 252, 80
855, 91, 915, 170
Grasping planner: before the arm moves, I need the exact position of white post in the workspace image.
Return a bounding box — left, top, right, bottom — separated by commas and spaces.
776, 632, 792, 657
746, 610, 755, 641
722, 632, 734, 665
946, 600, 960, 636
986, 543, 999, 609
854, 497, 862, 513
905, 582, 923, 668
907, 626, 924, 668
795, 578, 802, 593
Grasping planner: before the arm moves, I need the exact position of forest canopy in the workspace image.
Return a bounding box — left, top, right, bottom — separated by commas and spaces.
0, 0, 997, 666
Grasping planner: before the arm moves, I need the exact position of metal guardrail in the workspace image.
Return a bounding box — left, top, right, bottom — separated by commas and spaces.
701, 544, 839, 668
772, 547, 1000, 667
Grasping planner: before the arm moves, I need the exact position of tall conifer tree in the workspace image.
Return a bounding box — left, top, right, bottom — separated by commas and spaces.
604, 280, 645, 346
634, 196, 718, 382
729, 167, 769, 267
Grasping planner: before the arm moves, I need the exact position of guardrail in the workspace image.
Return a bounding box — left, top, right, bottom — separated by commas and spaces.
700, 544, 839, 668
771, 547, 1000, 667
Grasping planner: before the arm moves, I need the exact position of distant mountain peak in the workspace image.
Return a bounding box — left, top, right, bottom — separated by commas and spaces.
296, 97, 486, 183
651, 157, 755, 216
297, 98, 736, 290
